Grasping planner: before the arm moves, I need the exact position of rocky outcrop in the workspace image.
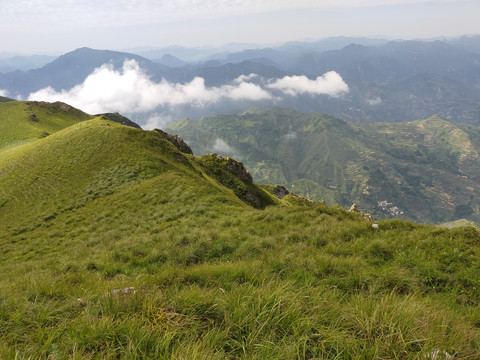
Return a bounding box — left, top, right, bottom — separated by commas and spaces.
273, 185, 289, 199
59, 102, 73, 111
97, 112, 142, 129
199, 154, 253, 183
195, 153, 273, 209
349, 204, 360, 213
153, 129, 193, 155
223, 156, 252, 183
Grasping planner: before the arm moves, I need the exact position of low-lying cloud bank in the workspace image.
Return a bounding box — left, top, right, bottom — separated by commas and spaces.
211, 138, 237, 156
28, 60, 272, 114
267, 72, 349, 97
0, 89, 8, 97
27, 59, 349, 126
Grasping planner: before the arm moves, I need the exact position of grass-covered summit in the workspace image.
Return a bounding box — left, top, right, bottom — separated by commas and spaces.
1, 102, 480, 358
0, 100, 93, 151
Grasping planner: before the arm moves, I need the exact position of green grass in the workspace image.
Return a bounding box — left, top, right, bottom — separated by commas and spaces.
1, 102, 480, 358
2, 202, 480, 358
0, 101, 93, 151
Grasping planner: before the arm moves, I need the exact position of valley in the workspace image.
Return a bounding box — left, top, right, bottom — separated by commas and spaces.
168, 107, 480, 224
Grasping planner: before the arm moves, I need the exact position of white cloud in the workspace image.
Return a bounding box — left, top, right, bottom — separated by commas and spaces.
223, 82, 271, 101
284, 131, 297, 140
26, 60, 351, 128
27, 60, 272, 114
144, 114, 175, 130
234, 73, 258, 83
0, 89, 8, 97
366, 96, 382, 105
211, 138, 236, 155
267, 72, 349, 97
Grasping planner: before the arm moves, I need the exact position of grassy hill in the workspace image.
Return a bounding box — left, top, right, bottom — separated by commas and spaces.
0, 100, 94, 151
0, 101, 142, 153
0, 96, 14, 103
167, 107, 480, 224
1, 102, 480, 358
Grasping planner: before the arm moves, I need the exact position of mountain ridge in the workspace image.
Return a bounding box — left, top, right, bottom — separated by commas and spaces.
168, 107, 480, 224
3, 37, 480, 126
0, 101, 279, 239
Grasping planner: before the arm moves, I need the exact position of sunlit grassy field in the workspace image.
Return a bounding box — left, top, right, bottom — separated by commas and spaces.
1, 101, 479, 359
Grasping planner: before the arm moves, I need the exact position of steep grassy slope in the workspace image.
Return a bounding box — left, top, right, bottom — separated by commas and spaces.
168, 107, 480, 224
0, 118, 274, 238
1, 104, 480, 358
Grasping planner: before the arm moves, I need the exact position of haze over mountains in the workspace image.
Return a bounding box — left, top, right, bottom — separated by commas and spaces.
0, 53, 57, 73
2, 35, 480, 128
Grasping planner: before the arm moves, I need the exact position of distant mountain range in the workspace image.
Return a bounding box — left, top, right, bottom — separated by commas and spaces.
0, 54, 57, 73
167, 107, 480, 224
1, 35, 480, 126
0, 47, 285, 97
0, 48, 168, 97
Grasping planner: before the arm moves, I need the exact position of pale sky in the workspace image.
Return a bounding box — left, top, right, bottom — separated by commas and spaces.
1, 0, 480, 54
